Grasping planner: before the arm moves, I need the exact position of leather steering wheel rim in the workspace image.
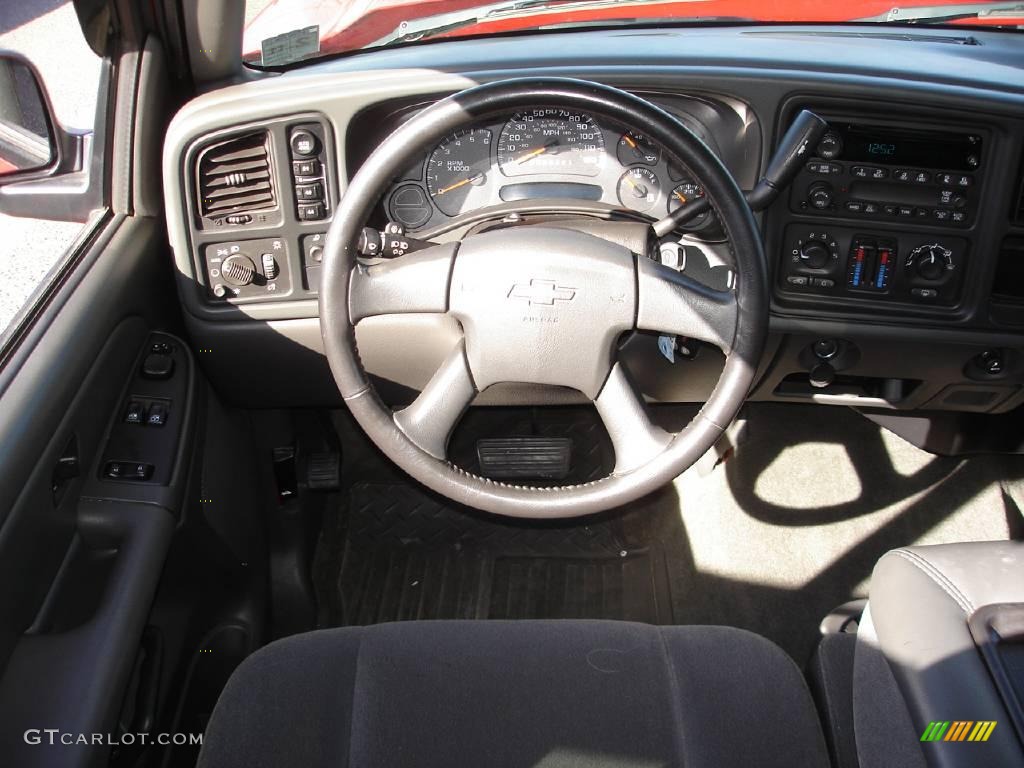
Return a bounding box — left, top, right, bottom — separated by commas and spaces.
321, 78, 767, 518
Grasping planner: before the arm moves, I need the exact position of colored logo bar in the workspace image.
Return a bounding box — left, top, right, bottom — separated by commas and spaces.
921, 721, 997, 742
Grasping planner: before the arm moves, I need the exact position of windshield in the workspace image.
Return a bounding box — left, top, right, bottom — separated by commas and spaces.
242, 0, 1024, 66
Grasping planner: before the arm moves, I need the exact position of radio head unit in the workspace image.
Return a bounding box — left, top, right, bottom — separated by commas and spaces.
790, 122, 983, 228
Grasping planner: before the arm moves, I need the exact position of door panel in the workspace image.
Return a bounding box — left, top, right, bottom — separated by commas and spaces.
0, 215, 196, 767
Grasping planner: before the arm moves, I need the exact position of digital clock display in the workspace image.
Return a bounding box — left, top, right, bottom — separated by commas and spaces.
836, 123, 980, 171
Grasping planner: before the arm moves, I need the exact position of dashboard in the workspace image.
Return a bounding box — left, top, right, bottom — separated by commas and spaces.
161, 24, 1024, 420
377, 107, 722, 234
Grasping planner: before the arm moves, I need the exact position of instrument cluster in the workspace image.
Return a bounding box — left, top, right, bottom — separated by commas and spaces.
382, 107, 714, 233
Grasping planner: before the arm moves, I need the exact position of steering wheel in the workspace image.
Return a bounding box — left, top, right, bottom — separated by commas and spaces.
321, 78, 767, 518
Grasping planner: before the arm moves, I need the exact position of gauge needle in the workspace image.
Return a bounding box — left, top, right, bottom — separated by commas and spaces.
515, 141, 557, 165
622, 134, 638, 149
623, 175, 648, 198
433, 172, 483, 196
674, 190, 688, 204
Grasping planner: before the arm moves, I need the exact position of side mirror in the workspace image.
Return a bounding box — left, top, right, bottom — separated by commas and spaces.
0, 52, 57, 179
0, 51, 100, 222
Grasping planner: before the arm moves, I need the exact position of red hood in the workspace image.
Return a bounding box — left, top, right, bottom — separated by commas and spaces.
243, 0, 1022, 61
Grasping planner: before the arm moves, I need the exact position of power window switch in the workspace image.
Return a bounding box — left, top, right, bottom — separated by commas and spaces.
105, 461, 153, 481
125, 401, 145, 424
147, 402, 168, 426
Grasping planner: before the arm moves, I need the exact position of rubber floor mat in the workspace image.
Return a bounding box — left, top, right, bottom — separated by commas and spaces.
316, 481, 687, 626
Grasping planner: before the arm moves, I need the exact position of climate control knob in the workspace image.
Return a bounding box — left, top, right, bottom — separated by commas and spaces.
799, 242, 831, 270
807, 182, 833, 210
906, 243, 954, 281
221, 254, 257, 286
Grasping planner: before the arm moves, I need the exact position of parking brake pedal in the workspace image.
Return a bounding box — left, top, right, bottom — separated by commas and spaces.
477, 437, 572, 480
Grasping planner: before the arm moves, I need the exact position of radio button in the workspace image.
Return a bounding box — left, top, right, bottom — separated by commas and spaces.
807, 161, 841, 175
915, 207, 931, 218
863, 202, 880, 215
898, 205, 915, 217
893, 169, 912, 182
912, 171, 932, 184
870, 167, 888, 180
845, 201, 864, 213
883, 204, 898, 217
955, 174, 973, 187
852, 166, 869, 178
933, 209, 952, 222
952, 211, 967, 223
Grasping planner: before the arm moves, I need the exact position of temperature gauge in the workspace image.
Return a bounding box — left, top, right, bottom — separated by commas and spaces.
617, 167, 661, 213
667, 179, 709, 227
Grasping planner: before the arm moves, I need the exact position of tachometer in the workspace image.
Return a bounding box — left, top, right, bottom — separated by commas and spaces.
497, 110, 605, 177
426, 128, 492, 217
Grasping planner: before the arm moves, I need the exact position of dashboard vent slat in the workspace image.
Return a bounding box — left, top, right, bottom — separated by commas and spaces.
197, 131, 276, 221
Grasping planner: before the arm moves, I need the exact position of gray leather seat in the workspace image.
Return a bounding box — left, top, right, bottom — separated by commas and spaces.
197, 620, 829, 767
818, 541, 1024, 768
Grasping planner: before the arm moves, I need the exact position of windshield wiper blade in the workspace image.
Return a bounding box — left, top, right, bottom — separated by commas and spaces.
861, 2, 1024, 25
371, 0, 745, 48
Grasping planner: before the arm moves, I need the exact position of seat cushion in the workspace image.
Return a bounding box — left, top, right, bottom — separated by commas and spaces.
197, 620, 828, 768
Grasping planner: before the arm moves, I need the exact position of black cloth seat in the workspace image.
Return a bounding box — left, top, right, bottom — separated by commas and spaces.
198, 620, 828, 767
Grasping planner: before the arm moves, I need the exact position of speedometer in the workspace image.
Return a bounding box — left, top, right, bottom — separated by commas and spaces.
497, 110, 605, 177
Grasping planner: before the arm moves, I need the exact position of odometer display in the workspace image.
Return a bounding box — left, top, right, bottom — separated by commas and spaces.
498, 110, 605, 178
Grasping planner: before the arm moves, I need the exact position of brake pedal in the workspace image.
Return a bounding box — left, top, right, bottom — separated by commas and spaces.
477, 437, 572, 480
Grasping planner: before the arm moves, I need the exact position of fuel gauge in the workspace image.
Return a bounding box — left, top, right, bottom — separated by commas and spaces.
618, 167, 661, 213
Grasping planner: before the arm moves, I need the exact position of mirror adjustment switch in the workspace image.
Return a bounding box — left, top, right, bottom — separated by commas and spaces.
142, 352, 174, 379
104, 462, 153, 481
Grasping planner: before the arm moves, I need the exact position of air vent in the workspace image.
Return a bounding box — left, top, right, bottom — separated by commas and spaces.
196, 131, 275, 222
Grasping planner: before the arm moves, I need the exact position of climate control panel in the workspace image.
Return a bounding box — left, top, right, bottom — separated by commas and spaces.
779, 225, 967, 306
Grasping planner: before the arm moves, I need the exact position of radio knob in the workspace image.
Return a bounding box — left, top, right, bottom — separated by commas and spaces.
816, 132, 843, 160
221, 254, 257, 286
807, 182, 834, 210
799, 242, 831, 270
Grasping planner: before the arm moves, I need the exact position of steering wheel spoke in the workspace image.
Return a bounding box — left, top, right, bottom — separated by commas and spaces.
636, 256, 738, 353
594, 363, 672, 474
349, 243, 457, 323
394, 339, 477, 460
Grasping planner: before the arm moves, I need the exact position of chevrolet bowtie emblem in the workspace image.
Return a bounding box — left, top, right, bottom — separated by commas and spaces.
508, 279, 576, 306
